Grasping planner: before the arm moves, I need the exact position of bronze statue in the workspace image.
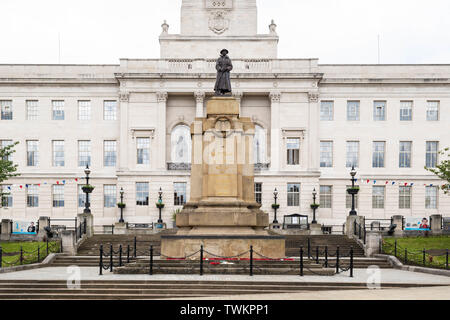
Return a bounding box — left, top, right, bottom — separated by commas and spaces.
214, 49, 233, 95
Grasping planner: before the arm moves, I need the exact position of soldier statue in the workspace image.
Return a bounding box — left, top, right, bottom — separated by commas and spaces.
214, 49, 233, 95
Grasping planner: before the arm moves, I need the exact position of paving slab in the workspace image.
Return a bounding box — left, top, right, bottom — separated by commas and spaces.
0, 267, 449, 285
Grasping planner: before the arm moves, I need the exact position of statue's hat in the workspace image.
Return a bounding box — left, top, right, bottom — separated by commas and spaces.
220, 49, 229, 55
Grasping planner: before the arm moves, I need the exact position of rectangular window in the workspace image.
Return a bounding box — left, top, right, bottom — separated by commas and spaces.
1, 185, 13, 207
372, 141, 385, 168
426, 101, 439, 121
254, 182, 262, 205
425, 186, 438, 209
320, 141, 333, 168
52, 185, 64, 208
27, 184, 39, 208
346, 185, 359, 209
320, 186, 332, 209
78, 101, 91, 120
52, 140, 65, 167
0, 100, 12, 120
346, 141, 359, 168
374, 101, 386, 121
320, 101, 333, 121
286, 138, 300, 165
26, 100, 39, 120
104, 101, 117, 121
400, 101, 412, 121
27, 140, 39, 167
287, 183, 300, 207
426, 141, 439, 168
104, 185, 117, 208
78, 140, 91, 167
52, 100, 65, 120
1, 140, 13, 161
136, 182, 149, 206
347, 101, 360, 121
399, 141, 412, 168
78, 185, 85, 208
399, 186, 411, 209
137, 138, 150, 165
174, 182, 187, 206
372, 186, 385, 209
104, 140, 117, 167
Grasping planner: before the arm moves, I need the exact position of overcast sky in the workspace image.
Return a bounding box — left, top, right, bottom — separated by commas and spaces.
1, 0, 449, 64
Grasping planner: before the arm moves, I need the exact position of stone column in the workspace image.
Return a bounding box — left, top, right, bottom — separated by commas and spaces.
194, 91, 205, 118
119, 92, 130, 170
156, 91, 168, 170
366, 231, 382, 257
61, 230, 77, 255
346, 215, 364, 238
269, 92, 281, 172
430, 214, 442, 234
0, 219, 12, 241
308, 92, 319, 170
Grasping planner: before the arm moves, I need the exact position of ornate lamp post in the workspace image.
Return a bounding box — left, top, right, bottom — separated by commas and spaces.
156, 187, 164, 224
311, 188, 318, 224
82, 165, 93, 214
118, 187, 125, 223
272, 188, 279, 224
347, 166, 359, 216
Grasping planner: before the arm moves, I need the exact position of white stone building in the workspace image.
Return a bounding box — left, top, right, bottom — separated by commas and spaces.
0, 0, 449, 229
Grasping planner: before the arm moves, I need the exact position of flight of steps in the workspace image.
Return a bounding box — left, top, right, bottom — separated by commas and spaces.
0, 279, 434, 300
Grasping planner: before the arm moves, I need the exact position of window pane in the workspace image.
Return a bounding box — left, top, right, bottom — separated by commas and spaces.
104, 185, 116, 208
1, 185, 13, 207
287, 183, 300, 206
0, 100, 13, 120
104, 141, 117, 167
400, 101, 412, 121
53, 140, 65, 167
254, 182, 262, 204
425, 186, 438, 209
399, 186, 411, 209
78, 141, 91, 167
27, 184, 39, 207
347, 101, 360, 121
1, 140, 13, 161
320, 141, 333, 168
27, 140, 39, 167
426, 101, 439, 121
426, 141, 438, 168
137, 138, 150, 165
286, 138, 300, 165
372, 186, 385, 209
372, 142, 385, 168
399, 141, 412, 168
136, 182, 149, 206
52, 100, 65, 120
171, 125, 192, 163
174, 182, 187, 206
78, 185, 85, 208
104, 101, 117, 120
26, 100, 39, 120
320, 185, 332, 208
374, 101, 386, 121
53, 185, 64, 207
346, 141, 359, 168
320, 101, 333, 121
78, 101, 91, 120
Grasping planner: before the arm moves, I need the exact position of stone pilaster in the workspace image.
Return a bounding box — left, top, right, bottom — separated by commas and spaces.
156, 91, 168, 170
270, 91, 281, 172
233, 91, 243, 115
194, 91, 205, 118
308, 91, 319, 170
119, 92, 130, 170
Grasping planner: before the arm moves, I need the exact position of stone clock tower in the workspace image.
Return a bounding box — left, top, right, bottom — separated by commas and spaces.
159, 0, 278, 59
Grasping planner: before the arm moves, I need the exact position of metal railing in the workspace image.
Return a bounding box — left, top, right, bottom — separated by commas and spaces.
0, 239, 61, 268
322, 224, 346, 235
354, 220, 366, 244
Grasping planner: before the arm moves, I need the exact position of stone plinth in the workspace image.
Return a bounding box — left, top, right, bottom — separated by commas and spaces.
161, 97, 285, 259
0, 219, 12, 241
309, 223, 323, 235
345, 215, 364, 237
430, 215, 443, 233
61, 230, 77, 255
77, 213, 94, 237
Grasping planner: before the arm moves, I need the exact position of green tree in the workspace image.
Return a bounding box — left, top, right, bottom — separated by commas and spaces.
425, 147, 450, 194
0, 142, 20, 207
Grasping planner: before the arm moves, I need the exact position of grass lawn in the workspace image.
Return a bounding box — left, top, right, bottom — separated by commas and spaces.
0, 241, 61, 267
383, 236, 450, 269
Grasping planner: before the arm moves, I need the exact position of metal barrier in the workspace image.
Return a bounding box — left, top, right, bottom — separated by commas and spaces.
0, 239, 61, 268
354, 220, 366, 244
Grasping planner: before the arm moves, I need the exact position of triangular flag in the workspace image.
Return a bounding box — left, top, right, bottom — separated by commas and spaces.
385, 181, 389, 185
392, 182, 395, 185
56, 181, 59, 185
75, 178, 78, 182
366, 179, 370, 183
19, 185, 22, 189
62, 180, 66, 185
373, 180, 377, 184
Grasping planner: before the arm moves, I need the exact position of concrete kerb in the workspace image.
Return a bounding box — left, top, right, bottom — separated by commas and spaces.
0, 253, 63, 274
374, 254, 450, 277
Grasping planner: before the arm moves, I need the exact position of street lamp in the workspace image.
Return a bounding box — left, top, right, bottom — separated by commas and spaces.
119, 187, 125, 223
83, 165, 92, 214
311, 188, 318, 224
348, 166, 359, 216
272, 188, 279, 224
156, 187, 164, 223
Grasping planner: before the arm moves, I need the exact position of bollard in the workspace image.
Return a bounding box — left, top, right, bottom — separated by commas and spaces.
110, 244, 113, 273
394, 239, 397, 257
149, 245, 153, 276
46, 238, 49, 256
336, 246, 340, 274
349, 247, 354, 278
119, 245, 123, 267
0, 246, 2, 268
446, 249, 449, 270
200, 245, 204, 276
99, 245, 103, 275
316, 246, 319, 264
37, 246, 40, 263
324, 246, 328, 268
404, 248, 408, 264
299, 247, 304, 277
127, 245, 130, 263
134, 237, 137, 258
423, 248, 426, 266
20, 246, 23, 265
249, 246, 253, 277
307, 238, 311, 259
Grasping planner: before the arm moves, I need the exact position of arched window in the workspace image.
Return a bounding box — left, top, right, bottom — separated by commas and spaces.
253, 124, 266, 164
171, 125, 191, 163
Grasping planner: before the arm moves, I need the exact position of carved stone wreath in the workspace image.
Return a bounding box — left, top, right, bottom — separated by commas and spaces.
209, 10, 229, 34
